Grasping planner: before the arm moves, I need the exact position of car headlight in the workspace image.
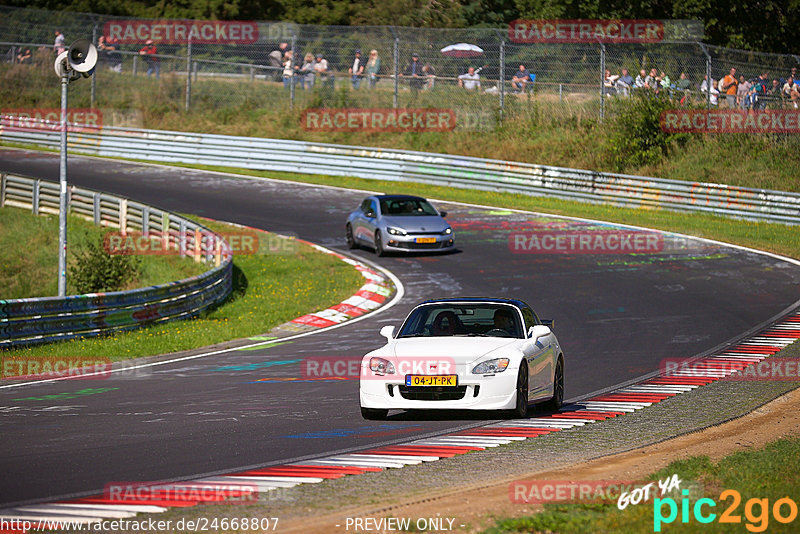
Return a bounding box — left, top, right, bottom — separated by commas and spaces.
444, 227, 452, 235
370, 357, 396, 374
472, 358, 510, 374
386, 227, 406, 236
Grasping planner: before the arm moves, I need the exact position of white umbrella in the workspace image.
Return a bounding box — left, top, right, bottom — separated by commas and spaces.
440, 43, 484, 58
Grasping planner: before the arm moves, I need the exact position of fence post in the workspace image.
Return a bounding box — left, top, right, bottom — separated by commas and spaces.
499, 35, 505, 120
91, 24, 97, 108
393, 31, 399, 109
699, 43, 712, 110
599, 40, 606, 122
133, 54, 138, 76
290, 34, 296, 110
185, 39, 192, 111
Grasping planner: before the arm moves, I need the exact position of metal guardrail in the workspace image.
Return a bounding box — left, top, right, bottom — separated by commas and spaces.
0, 173, 233, 348
2, 120, 799, 224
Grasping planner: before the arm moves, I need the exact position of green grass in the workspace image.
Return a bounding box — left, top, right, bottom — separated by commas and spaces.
2, 220, 364, 360
482, 437, 800, 533
0, 206, 205, 299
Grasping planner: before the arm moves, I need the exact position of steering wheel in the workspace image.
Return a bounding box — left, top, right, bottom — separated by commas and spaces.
485, 328, 510, 337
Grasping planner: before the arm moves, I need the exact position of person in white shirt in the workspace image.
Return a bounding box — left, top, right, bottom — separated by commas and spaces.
349, 49, 364, 90
458, 67, 480, 91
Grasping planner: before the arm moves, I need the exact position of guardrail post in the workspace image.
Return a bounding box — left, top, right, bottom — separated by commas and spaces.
0, 174, 6, 207
32, 179, 40, 216
179, 219, 187, 257
133, 55, 138, 77
162, 212, 170, 252
142, 205, 150, 236
119, 198, 128, 234
93, 193, 100, 225
91, 25, 97, 108
194, 227, 202, 262
185, 39, 192, 112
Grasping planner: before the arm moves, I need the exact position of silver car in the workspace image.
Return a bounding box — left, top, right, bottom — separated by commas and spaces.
345, 195, 455, 256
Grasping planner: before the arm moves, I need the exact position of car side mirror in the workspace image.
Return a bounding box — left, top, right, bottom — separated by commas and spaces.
380, 325, 395, 342
439, 210, 447, 218
541, 318, 554, 328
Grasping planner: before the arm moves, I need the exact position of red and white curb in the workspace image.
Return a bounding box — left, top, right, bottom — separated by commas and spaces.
2, 314, 797, 530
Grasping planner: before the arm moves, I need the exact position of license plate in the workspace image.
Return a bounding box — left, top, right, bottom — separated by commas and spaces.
405, 375, 458, 387
415, 237, 436, 243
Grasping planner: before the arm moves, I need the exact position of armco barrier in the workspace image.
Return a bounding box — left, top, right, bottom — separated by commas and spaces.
2, 119, 799, 224
0, 173, 233, 348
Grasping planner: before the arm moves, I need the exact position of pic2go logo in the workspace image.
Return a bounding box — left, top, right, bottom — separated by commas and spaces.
654, 489, 800, 532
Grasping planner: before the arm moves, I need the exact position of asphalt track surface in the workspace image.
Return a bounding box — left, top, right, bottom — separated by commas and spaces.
1, 148, 800, 506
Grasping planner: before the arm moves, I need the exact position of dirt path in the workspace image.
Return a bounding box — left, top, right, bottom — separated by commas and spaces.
278, 387, 800, 533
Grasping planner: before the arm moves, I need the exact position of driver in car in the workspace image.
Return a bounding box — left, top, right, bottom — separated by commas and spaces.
492, 308, 515, 335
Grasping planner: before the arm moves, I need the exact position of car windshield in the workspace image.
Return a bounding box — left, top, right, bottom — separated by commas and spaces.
380, 198, 439, 216
398, 303, 523, 338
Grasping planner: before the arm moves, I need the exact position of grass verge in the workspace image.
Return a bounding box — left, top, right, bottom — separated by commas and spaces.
1, 217, 364, 361
483, 436, 800, 533
0, 205, 206, 299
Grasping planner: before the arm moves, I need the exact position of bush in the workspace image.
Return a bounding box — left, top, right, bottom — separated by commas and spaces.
69, 239, 140, 294
606, 91, 693, 172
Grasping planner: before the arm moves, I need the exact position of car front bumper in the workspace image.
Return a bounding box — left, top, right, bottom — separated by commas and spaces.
383, 233, 455, 252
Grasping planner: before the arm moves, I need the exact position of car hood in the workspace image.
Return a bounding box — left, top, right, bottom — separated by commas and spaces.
381, 215, 448, 233
387, 336, 518, 364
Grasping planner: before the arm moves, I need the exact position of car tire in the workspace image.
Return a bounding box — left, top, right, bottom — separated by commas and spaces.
542, 358, 564, 413
374, 230, 386, 257
361, 407, 388, 420
509, 362, 529, 419
345, 223, 357, 249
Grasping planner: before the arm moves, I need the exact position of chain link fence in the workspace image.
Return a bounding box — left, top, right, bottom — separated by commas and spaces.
2, 5, 800, 130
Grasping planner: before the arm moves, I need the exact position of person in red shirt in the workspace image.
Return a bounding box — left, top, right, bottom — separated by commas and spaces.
139, 39, 159, 78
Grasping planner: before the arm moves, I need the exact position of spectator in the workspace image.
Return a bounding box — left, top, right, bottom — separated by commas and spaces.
16, 48, 32, 64
400, 53, 424, 93
268, 43, 289, 81
660, 71, 671, 91
349, 49, 364, 89
783, 76, 799, 108
458, 66, 480, 91
511, 64, 529, 93
720, 67, 738, 107
749, 72, 769, 110
634, 69, 647, 89
139, 39, 159, 78
736, 75, 751, 108
97, 36, 112, 67
789, 67, 798, 84
106, 35, 122, 72
364, 49, 381, 89
281, 50, 293, 88
675, 72, 691, 104
299, 52, 315, 90
54, 30, 65, 55
645, 68, 658, 90
700, 75, 719, 105
314, 52, 331, 88
603, 69, 618, 96
422, 63, 435, 90
617, 68, 634, 96
767, 78, 782, 107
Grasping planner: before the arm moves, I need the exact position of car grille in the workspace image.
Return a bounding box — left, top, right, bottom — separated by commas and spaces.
394, 241, 447, 250
398, 385, 467, 401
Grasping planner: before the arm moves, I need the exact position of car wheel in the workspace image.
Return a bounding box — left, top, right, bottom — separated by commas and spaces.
361, 407, 388, 420
374, 230, 386, 257
542, 358, 564, 413
345, 223, 357, 249
509, 362, 529, 418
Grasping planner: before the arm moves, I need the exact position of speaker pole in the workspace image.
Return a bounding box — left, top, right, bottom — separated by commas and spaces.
58, 69, 69, 297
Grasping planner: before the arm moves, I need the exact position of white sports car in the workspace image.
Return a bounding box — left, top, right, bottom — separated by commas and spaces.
359, 298, 564, 420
